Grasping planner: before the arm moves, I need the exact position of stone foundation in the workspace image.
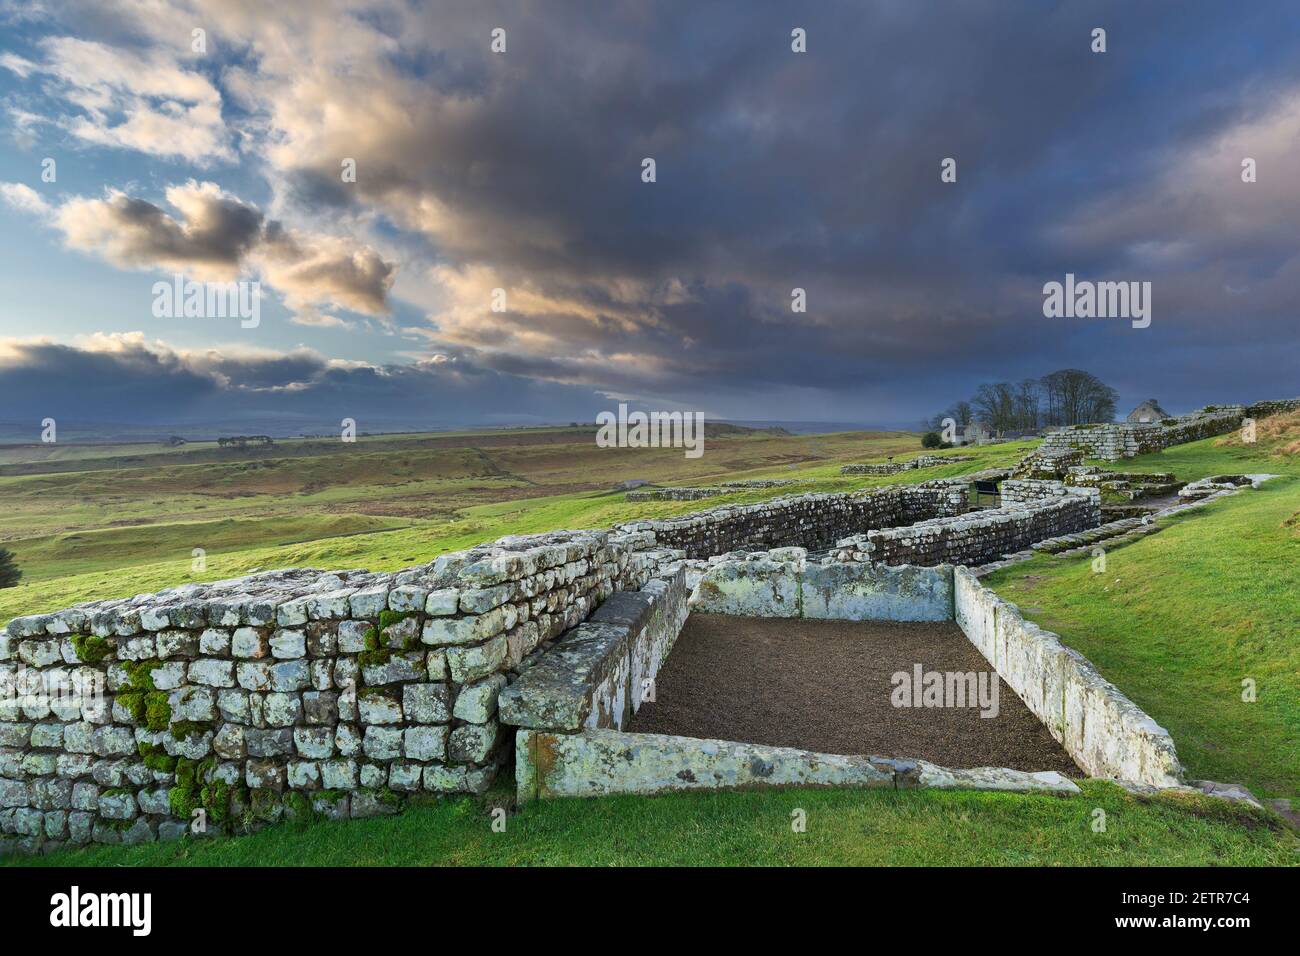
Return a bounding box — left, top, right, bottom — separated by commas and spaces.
841, 454, 973, 476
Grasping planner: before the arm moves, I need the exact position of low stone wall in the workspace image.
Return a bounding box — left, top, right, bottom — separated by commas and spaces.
516, 729, 1078, 800
0, 530, 681, 852
841, 462, 906, 475
841, 454, 973, 476
835, 486, 1100, 567
1013, 448, 1083, 479
953, 567, 1182, 787
615, 484, 968, 559
1246, 398, 1300, 418
690, 550, 954, 622
1038, 406, 1245, 461
999, 478, 1091, 507
625, 487, 723, 501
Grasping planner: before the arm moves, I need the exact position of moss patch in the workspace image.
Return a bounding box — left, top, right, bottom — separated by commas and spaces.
71, 634, 111, 664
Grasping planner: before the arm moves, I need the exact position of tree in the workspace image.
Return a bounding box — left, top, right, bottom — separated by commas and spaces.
921, 431, 944, 448
1039, 369, 1118, 426
0, 547, 20, 589
930, 369, 1117, 434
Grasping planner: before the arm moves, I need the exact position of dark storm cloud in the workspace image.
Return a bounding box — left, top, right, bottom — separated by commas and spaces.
247, 0, 1299, 417
0, 339, 611, 428
7, 0, 1300, 424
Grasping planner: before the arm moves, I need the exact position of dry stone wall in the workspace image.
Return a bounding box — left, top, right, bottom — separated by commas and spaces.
0, 530, 681, 853
1246, 398, 1300, 418
835, 484, 1100, 567
1038, 406, 1244, 461
841, 454, 973, 476
625, 487, 723, 501
615, 484, 968, 558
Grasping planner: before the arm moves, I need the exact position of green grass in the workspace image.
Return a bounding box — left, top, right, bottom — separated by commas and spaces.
0, 431, 1030, 621
986, 433, 1300, 798
10, 780, 1295, 867
5, 421, 1297, 866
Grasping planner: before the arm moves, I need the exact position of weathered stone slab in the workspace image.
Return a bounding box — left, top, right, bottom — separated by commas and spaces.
913, 761, 1079, 794
800, 562, 953, 621
691, 558, 802, 617
517, 729, 899, 800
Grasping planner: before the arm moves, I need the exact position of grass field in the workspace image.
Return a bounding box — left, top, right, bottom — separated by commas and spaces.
6, 780, 1294, 867
0, 427, 1033, 620
985, 423, 1300, 799
2, 419, 1297, 867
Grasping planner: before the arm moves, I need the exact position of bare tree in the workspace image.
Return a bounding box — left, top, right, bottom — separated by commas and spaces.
1040, 369, 1118, 425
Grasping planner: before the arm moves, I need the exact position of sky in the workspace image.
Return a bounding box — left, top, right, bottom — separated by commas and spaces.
0, 0, 1297, 435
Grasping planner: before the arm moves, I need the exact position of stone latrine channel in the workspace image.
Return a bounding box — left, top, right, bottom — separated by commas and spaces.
3, 476, 1142, 853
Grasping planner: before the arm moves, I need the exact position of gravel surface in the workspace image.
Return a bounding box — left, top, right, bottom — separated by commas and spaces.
627, 613, 1081, 775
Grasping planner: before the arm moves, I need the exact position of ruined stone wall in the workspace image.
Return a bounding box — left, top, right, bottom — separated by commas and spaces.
0, 530, 681, 853
1013, 448, 1084, 479
1038, 407, 1244, 461
615, 484, 968, 559
954, 568, 1182, 787
835, 486, 1100, 567
840, 455, 973, 476
625, 487, 722, 501
999, 479, 1092, 507
1246, 398, 1300, 418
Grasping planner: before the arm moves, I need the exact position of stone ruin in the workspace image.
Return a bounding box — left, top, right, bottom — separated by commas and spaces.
1036, 399, 1299, 461
840, 454, 974, 476
0, 471, 1177, 855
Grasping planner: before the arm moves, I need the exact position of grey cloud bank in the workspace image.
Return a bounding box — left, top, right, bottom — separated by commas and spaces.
0, 0, 1297, 426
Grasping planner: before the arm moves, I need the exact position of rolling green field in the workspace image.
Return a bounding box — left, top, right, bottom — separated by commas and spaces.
2, 419, 1297, 866
0, 426, 1032, 620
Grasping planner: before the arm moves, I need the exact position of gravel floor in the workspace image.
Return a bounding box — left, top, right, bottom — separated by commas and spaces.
627, 614, 1081, 775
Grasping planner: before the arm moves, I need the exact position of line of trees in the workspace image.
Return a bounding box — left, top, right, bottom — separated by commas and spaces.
928, 369, 1119, 436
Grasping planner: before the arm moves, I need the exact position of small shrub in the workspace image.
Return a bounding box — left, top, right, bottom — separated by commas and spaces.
921, 431, 943, 449
0, 547, 20, 589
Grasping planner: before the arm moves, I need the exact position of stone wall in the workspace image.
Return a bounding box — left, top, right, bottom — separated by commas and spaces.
954, 567, 1182, 787
625, 487, 722, 501
1013, 448, 1083, 479
689, 549, 954, 621
0, 530, 681, 852
835, 485, 1100, 567
615, 484, 968, 559
1246, 398, 1300, 418
841, 454, 973, 476
1038, 406, 1245, 461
